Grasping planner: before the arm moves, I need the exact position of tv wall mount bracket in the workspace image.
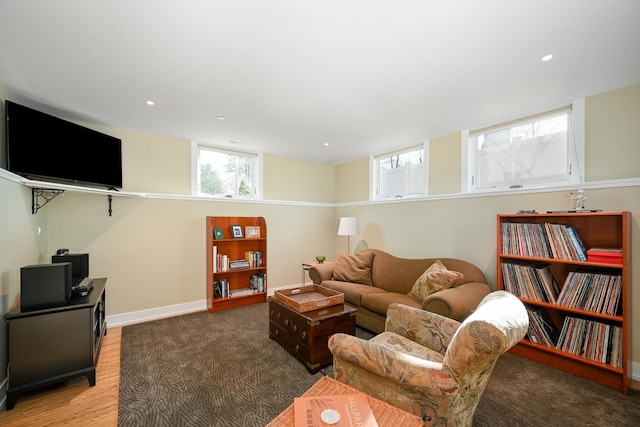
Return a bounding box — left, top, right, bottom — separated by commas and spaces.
32, 188, 115, 216
32, 188, 64, 214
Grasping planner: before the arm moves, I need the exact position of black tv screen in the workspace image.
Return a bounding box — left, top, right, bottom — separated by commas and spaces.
5, 100, 123, 189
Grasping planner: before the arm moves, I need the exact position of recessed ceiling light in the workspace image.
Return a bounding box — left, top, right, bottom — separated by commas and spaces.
324, 142, 330, 146
542, 54, 554, 62
217, 115, 226, 121
146, 100, 155, 106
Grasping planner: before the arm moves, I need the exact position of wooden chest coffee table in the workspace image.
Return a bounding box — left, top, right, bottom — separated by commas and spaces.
268, 296, 356, 374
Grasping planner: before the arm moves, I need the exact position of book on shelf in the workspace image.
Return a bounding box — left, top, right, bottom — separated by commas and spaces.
566, 226, 588, 261
229, 287, 256, 297
525, 305, 559, 347
502, 221, 586, 262
293, 393, 378, 427
250, 271, 266, 292
243, 251, 264, 268
501, 261, 560, 303
213, 248, 229, 272
215, 279, 229, 298
229, 259, 250, 269
586, 248, 623, 264
556, 271, 622, 315
556, 316, 622, 367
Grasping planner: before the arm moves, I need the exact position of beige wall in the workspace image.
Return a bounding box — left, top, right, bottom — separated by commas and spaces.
87, 125, 192, 194
429, 132, 462, 195
263, 154, 335, 203
335, 157, 369, 203
586, 84, 640, 181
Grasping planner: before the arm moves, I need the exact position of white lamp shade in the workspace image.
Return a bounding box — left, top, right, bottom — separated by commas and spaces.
337, 217, 359, 236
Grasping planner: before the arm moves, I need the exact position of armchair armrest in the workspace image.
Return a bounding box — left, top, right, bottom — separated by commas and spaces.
308, 262, 336, 284
422, 281, 491, 322
385, 303, 460, 355
328, 333, 456, 390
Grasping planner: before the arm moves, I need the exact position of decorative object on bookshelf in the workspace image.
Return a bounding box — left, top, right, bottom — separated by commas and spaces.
245, 225, 261, 238
571, 188, 587, 210
213, 227, 225, 239
206, 217, 267, 313
231, 224, 244, 238
547, 209, 603, 213
315, 255, 326, 264
497, 211, 631, 394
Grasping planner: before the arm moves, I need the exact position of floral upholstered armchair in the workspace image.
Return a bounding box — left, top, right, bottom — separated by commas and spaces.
328, 290, 528, 426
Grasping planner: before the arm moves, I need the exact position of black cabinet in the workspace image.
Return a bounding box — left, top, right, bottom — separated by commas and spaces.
4, 278, 107, 410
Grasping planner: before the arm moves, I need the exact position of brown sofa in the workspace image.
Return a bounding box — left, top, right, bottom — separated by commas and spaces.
308, 249, 492, 334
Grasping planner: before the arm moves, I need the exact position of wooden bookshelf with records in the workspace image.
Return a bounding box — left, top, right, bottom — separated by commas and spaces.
206, 216, 267, 313
497, 212, 631, 394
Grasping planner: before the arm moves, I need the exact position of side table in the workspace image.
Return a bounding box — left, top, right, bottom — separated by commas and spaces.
265, 375, 425, 426
301, 261, 330, 285
301, 262, 318, 285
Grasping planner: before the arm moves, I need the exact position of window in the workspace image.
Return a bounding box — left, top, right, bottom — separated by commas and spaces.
373, 144, 427, 200
193, 143, 260, 199
466, 104, 584, 191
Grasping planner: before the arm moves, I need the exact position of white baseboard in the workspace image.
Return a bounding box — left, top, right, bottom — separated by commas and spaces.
105, 283, 305, 328
106, 299, 207, 328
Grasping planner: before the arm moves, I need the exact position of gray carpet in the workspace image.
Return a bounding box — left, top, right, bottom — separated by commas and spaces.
118, 302, 640, 426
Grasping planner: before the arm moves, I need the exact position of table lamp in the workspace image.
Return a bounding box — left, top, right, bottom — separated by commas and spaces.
337, 217, 359, 253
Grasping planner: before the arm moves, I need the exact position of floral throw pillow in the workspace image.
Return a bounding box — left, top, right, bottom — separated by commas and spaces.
408, 260, 464, 302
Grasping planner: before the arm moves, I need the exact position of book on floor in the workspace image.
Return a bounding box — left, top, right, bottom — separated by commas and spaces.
293, 393, 378, 427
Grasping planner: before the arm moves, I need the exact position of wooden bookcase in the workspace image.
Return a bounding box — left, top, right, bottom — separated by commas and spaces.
496, 212, 631, 394
206, 216, 267, 313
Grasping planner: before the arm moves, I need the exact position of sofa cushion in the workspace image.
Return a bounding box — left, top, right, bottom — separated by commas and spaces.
332, 251, 374, 285
408, 260, 464, 302
361, 292, 422, 316
366, 249, 435, 294
320, 280, 386, 306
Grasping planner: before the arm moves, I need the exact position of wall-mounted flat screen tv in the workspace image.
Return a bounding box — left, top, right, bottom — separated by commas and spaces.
5, 100, 123, 190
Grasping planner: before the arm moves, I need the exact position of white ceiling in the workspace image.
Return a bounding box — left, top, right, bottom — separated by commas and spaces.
1, 0, 639, 165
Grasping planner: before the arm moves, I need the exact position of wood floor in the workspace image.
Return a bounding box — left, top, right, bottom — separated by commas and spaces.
0, 326, 122, 426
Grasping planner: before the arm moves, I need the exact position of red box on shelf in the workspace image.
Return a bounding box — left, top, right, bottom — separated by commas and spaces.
586, 248, 623, 264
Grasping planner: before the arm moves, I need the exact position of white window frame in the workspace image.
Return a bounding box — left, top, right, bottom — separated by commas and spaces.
191, 141, 263, 199
462, 100, 585, 193
370, 142, 429, 201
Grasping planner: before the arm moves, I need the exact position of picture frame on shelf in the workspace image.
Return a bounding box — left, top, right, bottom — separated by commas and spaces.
213, 227, 225, 239
231, 224, 244, 238
245, 226, 261, 239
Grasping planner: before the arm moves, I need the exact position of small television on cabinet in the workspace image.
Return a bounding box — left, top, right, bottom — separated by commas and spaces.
4, 100, 123, 190
20, 263, 73, 311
